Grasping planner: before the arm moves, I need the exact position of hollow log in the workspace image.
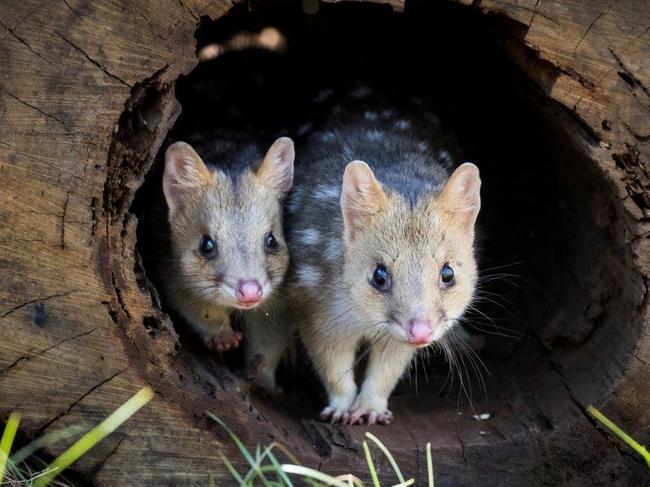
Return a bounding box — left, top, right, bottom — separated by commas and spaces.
1, 0, 649, 485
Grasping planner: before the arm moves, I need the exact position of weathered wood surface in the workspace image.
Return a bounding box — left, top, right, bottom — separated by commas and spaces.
462, 0, 650, 433
0, 1, 248, 484
0, 0, 649, 485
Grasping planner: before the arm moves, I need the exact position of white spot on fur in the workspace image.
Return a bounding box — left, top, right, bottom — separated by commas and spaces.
297, 265, 322, 288
320, 131, 336, 143
299, 228, 320, 246
350, 86, 371, 98
297, 122, 314, 136
438, 150, 452, 165
367, 130, 383, 141
288, 189, 303, 214
365, 111, 378, 121
313, 185, 339, 200
314, 88, 334, 103
323, 239, 341, 261
381, 109, 393, 118
395, 119, 410, 130
417, 141, 429, 152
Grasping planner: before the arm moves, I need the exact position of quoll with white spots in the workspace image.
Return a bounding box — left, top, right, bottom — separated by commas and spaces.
285, 88, 481, 425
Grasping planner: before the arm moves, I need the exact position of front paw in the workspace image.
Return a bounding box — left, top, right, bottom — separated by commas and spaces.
348, 394, 393, 425
320, 393, 356, 424
204, 329, 243, 353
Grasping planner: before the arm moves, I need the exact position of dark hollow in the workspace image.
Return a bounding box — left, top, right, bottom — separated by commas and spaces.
132, 0, 645, 482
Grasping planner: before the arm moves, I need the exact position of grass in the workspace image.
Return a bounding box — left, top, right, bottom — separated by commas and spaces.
209, 406, 650, 486
2, 395, 647, 485
208, 411, 430, 487
0, 387, 153, 486
587, 405, 650, 469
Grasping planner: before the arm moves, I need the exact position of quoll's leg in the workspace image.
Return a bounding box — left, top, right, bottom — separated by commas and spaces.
348, 342, 414, 425
193, 306, 242, 353
305, 333, 358, 423
205, 326, 243, 353
244, 308, 293, 395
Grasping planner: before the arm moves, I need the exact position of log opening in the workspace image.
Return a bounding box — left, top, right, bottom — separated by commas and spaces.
105, 0, 648, 483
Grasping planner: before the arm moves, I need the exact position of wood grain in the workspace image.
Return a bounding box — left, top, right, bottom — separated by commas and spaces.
1, 0, 649, 484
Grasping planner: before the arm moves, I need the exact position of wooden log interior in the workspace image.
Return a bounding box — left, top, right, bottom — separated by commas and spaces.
1, 0, 649, 485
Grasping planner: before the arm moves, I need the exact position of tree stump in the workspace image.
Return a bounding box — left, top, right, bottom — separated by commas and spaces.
1, 0, 649, 485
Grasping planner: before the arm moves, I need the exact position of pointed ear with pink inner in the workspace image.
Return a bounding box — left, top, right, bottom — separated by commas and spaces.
163, 141, 212, 217
256, 137, 295, 196
438, 162, 481, 231
341, 160, 388, 243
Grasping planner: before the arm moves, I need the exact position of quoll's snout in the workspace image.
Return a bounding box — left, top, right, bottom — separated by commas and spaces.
236, 279, 263, 305
407, 319, 434, 346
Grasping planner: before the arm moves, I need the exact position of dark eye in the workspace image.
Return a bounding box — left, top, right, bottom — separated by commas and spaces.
199, 235, 217, 259
441, 263, 454, 285
370, 264, 392, 292
265, 232, 278, 251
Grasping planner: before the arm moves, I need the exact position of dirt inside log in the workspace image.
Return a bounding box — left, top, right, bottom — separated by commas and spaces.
1, 0, 649, 485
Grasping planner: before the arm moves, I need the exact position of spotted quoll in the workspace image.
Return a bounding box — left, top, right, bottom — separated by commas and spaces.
286, 90, 481, 424
158, 132, 295, 393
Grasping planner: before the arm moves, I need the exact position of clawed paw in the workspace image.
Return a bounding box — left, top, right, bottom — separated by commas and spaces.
320, 406, 351, 424
319, 394, 356, 424
205, 329, 243, 353
347, 406, 393, 425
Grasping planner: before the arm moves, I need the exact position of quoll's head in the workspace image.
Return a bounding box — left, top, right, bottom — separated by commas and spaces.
341, 160, 481, 347
163, 138, 294, 310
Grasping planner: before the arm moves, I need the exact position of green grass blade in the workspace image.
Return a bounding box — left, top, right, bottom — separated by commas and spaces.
0, 412, 20, 482
365, 432, 405, 483
207, 412, 257, 465
207, 411, 272, 487
426, 443, 434, 487
240, 442, 296, 486
587, 405, 650, 469
281, 464, 355, 487
265, 448, 294, 487
219, 452, 245, 485
391, 480, 414, 487
264, 441, 301, 466
34, 387, 154, 487
363, 440, 381, 487
11, 424, 86, 465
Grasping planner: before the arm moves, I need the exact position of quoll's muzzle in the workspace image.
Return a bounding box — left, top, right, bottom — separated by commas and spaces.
236, 279, 263, 305
407, 319, 433, 346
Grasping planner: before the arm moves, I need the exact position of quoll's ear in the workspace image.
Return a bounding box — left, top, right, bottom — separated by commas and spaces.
256, 137, 295, 195
341, 160, 388, 243
439, 162, 481, 230
163, 142, 212, 216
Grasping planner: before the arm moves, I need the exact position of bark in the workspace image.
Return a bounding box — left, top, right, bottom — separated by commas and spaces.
0, 0, 649, 485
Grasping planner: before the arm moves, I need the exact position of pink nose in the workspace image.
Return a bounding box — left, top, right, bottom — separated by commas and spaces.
408, 319, 433, 345
236, 279, 263, 304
